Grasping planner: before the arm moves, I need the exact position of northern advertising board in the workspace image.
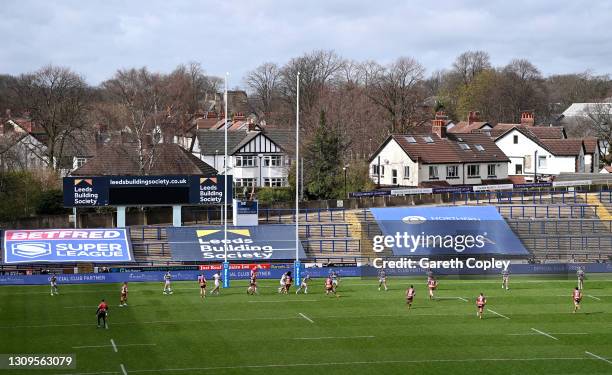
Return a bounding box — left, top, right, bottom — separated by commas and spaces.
166, 225, 306, 262
63, 175, 232, 207
370, 206, 529, 256
2, 229, 133, 264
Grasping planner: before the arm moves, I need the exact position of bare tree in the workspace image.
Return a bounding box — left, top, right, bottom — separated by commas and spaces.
244, 62, 281, 114
100, 67, 164, 174
361, 57, 427, 133
279, 50, 345, 115
452, 50, 491, 86
581, 103, 612, 161
9, 65, 91, 171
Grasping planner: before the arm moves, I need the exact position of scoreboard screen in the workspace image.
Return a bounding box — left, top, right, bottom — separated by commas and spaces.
63, 175, 232, 207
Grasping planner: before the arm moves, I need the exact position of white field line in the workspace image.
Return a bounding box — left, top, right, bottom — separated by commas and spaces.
248, 300, 317, 303
487, 309, 510, 320
293, 336, 375, 340
585, 351, 612, 365
531, 328, 558, 341
110, 339, 118, 353
106, 357, 592, 373
8, 310, 606, 330
434, 297, 468, 301
73, 344, 157, 349
299, 313, 314, 324
587, 295, 602, 301
508, 333, 587, 336
120, 364, 128, 375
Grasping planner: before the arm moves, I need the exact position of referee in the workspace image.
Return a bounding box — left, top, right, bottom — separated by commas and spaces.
96, 299, 109, 329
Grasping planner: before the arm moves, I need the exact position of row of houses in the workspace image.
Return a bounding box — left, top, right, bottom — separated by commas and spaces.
369, 111, 601, 188
0, 102, 608, 192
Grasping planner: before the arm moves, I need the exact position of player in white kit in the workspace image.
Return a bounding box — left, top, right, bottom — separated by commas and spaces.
211, 272, 222, 295
163, 272, 173, 295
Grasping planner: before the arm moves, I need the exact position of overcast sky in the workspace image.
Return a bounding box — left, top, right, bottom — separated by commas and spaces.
1, 0, 611, 86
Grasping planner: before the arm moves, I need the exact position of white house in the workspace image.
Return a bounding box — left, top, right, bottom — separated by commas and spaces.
489, 126, 585, 177
192, 128, 292, 188
368, 119, 510, 187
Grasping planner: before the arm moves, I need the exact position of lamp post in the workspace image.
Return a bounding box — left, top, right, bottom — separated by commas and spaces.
343, 165, 348, 198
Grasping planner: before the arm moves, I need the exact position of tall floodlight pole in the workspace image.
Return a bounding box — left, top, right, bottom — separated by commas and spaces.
223, 72, 230, 288
294, 72, 301, 287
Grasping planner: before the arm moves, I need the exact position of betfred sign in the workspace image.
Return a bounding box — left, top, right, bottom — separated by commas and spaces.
2, 229, 133, 264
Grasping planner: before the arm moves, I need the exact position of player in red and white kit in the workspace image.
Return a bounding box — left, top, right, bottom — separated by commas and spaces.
283, 272, 293, 294
247, 270, 258, 295
198, 274, 207, 299
573, 287, 582, 313
476, 293, 486, 319
119, 282, 128, 307
406, 285, 416, 309
96, 299, 109, 329
325, 276, 337, 297
427, 277, 437, 300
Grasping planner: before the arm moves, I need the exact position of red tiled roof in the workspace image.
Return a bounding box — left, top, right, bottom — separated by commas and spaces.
528, 126, 565, 139
539, 139, 584, 156
583, 137, 598, 154
71, 143, 216, 176
447, 121, 491, 134
390, 132, 509, 164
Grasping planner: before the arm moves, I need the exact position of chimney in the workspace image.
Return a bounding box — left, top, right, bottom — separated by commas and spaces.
233, 112, 245, 122
434, 111, 448, 120
467, 111, 480, 125
206, 111, 217, 119
520, 111, 534, 126
432, 119, 447, 138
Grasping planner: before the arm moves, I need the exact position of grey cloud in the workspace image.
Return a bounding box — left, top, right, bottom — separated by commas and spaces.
0, 0, 610, 85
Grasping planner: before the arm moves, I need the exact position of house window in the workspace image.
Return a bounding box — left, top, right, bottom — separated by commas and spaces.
538, 156, 547, 169
235, 155, 256, 167
515, 164, 523, 174
235, 178, 257, 188
467, 165, 480, 178
372, 165, 385, 177
403, 166, 410, 179
75, 157, 88, 168
513, 135, 519, 144
264, 178, 286, 187
487, 164, 496, 177
459, 143, 470, 150
264, 155, 282, 167
446, 165, 459, 179
429, 166, 439, 180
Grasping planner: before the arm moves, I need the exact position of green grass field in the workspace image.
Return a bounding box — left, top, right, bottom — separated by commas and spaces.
1, 275, 612, 375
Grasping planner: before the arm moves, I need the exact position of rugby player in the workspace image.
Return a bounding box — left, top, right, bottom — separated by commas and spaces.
427, 276, 437, 300
96, 299, 109, 329
283, 272, 292, 294
378, 270, 388, 291
573, 287, 582, 313
119, 282, 128, 307
278, 272, 287, 294
211, 272, 222, 295
325, 276, 337, 297
163, 271, 173, 295
50, 274, 59, 296
406, 285, 415, 309
296, 274, 311, 294
577, 267, 585, 290
476, 293, 486, 319
330, 270, 339, 292
198, 274, 207, 299
247, 271, 258, 295
502, 268, 510, 290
